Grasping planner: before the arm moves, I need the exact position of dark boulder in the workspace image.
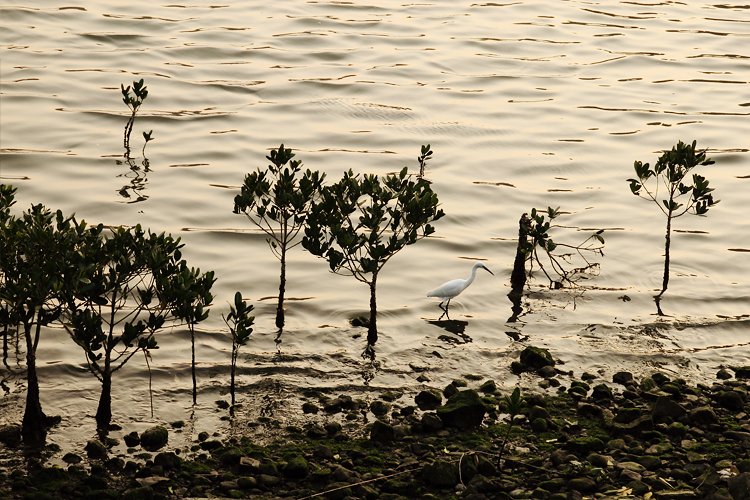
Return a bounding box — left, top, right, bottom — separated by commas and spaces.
0, 425, 21, 447
689, 406, 718, 426
436, 390, 486, 429
84, 439, 108, 460
283, 455, 309, 479
729, 472, 750, 500
154, 452, 181, 470
422, 460, 459, 489
651, 396, 687, 423
140, 425, 169, 451
514, 346, 555, 374
717, 390, 746, 411
415, 389, 442, 410
370, 420, 395, 443
123, 431, 140, 447
613, 372, 634, 385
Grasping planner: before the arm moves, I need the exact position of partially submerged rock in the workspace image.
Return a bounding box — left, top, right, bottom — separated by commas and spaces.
511, 345, 555, 375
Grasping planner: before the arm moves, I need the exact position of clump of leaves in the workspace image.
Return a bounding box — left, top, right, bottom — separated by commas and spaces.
498, 387, 524, 462
303, 150, 444, 349
233, 144, 325, 330
223, 292, 254, 409
142, 130, 154, 158
417, 144, 433, 179
63, 225, 213, 431
627, 140, 717, 312
0, 198, 91, 446
121, 78, 150, 158
519, 206, 605, 289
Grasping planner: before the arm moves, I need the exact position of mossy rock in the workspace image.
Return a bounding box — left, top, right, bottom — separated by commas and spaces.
566, 436, 606, 455
436, 389, 486, 429
283, 455, 309, 479
217, 447, 243, 467
479, 380, 497, 394
422, 460, 459, 489
517, 346, 555, 372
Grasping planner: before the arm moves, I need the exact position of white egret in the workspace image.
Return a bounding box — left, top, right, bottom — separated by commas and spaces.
427, 261, 494, 313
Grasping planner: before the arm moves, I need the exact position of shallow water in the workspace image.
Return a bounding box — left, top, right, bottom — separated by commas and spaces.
1, 1, 749, 458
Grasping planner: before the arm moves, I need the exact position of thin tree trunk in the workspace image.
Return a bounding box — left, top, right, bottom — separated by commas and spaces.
124, 113, 135, 158
191, 325, 197, 405
21, 321, 46, 447
655, 214, 672, 316
367, 274, 378, 346
276, 239, 287, 330
230, 347, 237, 407
659, 215, 672, 297
2, 322, 9, 369
96, 360, 112, 432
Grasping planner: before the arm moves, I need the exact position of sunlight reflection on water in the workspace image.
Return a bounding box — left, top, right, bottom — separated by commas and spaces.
1, 0, 748, 456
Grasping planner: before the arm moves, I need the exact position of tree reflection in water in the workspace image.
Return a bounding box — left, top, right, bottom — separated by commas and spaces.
116, 156, 150, 203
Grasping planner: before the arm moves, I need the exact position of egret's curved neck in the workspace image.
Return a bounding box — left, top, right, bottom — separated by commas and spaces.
464, 265, 480, 288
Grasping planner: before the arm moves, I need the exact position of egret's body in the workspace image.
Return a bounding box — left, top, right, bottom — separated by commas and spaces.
427, 261, 494, 313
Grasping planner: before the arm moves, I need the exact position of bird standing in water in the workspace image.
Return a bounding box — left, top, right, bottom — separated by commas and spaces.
427, 261, 494, 314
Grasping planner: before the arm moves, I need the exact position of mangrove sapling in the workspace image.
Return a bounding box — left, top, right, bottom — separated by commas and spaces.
0, 202, 90, 446
302, 157, 444, 349
498, 387, 524, 467
517, 206, 605, 290
142, 130, 154, 158
233, 144, 325, 330
627, 140, 717, 314
162, 262, 215, 405
223, 292, 254, 409
63, 224, 190, 431
121, 79, 149, 159
417, 143, 433, 180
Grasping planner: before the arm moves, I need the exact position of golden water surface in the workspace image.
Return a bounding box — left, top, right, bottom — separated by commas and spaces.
1, 0, 749, 456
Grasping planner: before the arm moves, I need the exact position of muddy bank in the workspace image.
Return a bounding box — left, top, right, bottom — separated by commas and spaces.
1, 351, 749, 499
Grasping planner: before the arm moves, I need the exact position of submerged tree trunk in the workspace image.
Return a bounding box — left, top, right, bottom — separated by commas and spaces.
508, 214, 531, 322
367, 274, 378, 346
2, 322, 9, 369
230, 347, 238, 407
659, 215, 672, 296
510, 214, 531, 291
276, 242, 286, 330
123, 112, 136, 158
655, 214, 673, 316
191, 325, 197, 405
96, 362, 112, 432
21, 322, 47, 447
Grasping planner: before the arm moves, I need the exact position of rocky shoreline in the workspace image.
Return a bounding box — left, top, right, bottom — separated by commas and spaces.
1, 347, 749, 499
